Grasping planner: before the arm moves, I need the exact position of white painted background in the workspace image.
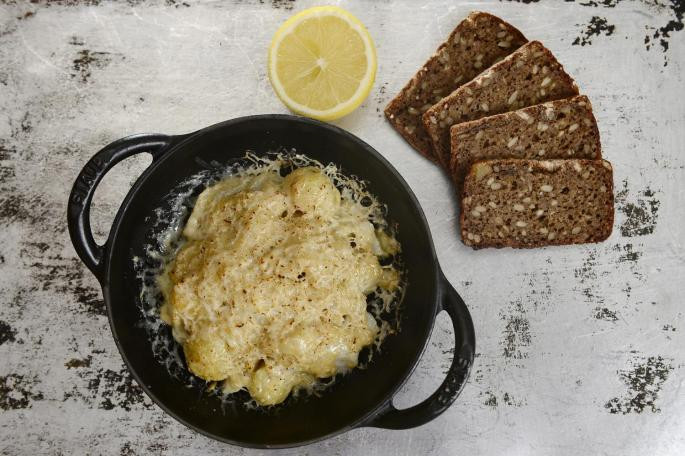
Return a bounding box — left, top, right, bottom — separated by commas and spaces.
0, 0, 683, 454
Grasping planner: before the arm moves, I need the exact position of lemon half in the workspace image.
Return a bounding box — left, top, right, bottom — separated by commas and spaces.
268, 6, 377, 121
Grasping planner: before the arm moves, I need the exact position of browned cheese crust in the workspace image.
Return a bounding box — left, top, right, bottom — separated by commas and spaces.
460, 159, 614, 249
384, 11, 527, 163
449, 95, 601, 187
423, 41, 579, 167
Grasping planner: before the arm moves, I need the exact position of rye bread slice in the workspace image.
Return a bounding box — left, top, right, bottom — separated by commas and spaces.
449, 95, 601, 187
460, 159, 614, 249
423, 41, 579, 167
384, 12, 526, 162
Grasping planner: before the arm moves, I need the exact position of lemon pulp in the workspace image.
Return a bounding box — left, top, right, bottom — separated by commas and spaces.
268, 6, 377, 121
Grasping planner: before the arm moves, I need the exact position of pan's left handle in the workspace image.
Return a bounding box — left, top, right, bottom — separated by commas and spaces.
67, 134, 173, 282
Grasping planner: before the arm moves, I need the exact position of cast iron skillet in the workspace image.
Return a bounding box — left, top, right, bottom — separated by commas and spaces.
67, 115, 475, 448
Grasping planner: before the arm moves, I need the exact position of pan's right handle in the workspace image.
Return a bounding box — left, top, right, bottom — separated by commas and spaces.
363, 271, 476, 429
67, 134, 173, 282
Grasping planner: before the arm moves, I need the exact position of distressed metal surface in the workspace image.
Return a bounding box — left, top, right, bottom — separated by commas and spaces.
0, 0, 684, 454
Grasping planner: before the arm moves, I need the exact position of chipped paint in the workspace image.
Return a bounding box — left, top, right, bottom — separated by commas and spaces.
63, 365, 153, 412
615, 181, 661, 237
0, 320, 18, 345
0, 374, 44, 410
643, 0, 685, 65
594, 306, 618, 321
501, 299, 531, 360
573, 16, 616, 46
605, 356, 674, 414
0, 0, 683, 454
72, 49, 115, 83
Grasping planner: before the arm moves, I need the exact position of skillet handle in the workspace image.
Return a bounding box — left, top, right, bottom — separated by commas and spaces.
364, 271, 475, 430
67, 134, 173, 282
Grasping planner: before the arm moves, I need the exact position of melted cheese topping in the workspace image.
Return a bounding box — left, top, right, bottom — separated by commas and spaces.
158, 167, 399, 405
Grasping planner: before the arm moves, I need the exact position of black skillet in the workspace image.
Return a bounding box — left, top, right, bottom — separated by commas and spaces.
67, 115, 475, 448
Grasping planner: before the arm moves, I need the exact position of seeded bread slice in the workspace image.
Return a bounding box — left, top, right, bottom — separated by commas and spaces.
461, 159, 614, 249
384, 11, 527, 163
423, 40, 579, 167
449, 95, 601, 187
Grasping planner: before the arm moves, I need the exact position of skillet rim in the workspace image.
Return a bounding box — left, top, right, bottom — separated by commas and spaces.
101, 114, 442, 448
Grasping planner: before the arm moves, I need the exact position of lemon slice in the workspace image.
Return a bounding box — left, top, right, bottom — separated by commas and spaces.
268, 6, 377, 121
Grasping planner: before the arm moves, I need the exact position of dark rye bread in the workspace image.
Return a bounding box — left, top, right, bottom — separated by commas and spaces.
384, 12, 526, 163
423, 40, 579, 167
460, 159, 614, 249
449, 95, 601, 187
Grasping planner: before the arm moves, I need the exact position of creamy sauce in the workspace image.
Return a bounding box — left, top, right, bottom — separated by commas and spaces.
157, 165, 401, 406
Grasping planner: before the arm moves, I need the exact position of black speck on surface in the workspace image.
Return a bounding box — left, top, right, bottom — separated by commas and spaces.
643, 0, 685, 65
578, 0, 621, 7
574, 249, 597, 283
617, 243, 642, 263
501, 300, 531, 359
594, 307, 618, 321
574, 0, 684, 64
120, 442, 136, 456
0, 320, 18, 345
165, 0, 190, 7
573, 16, 615, 46
0, 194, 54, 228
605, 355, 673, 414
38, 257, 104, 316
376, 82, 389, 117
19, 242, 105, 316
502, 392, 524, 406
0, 374, 44, 410
622, 283, 632, 297
481, 390, 524, 407
662, 324, 676, 332
9, 0, 103, 5
64, 365, 152, 411
269, 0, 296, 10
19, 111, 32, 134
69, 35, 85, 46
483, 391, 498, 407
146, 442, 169, 453
0, 319, 18, 345
0, 141, 15, 181
72, 49, 113, 83
614, 181, 660, 237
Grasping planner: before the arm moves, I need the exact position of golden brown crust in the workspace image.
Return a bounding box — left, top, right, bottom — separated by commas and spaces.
460, 159, 614, 249
384, 11, 527, 163
449, 95, 601, 188
423, 41, 580, 167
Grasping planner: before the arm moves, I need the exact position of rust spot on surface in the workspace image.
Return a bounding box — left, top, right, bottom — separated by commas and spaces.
65, 356, 92, 369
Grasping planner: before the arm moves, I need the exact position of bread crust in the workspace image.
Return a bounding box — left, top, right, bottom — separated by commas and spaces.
384, 11, 527, 163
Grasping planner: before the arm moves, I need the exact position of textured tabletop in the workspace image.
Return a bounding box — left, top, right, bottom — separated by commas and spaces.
1, 0, 684, 455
